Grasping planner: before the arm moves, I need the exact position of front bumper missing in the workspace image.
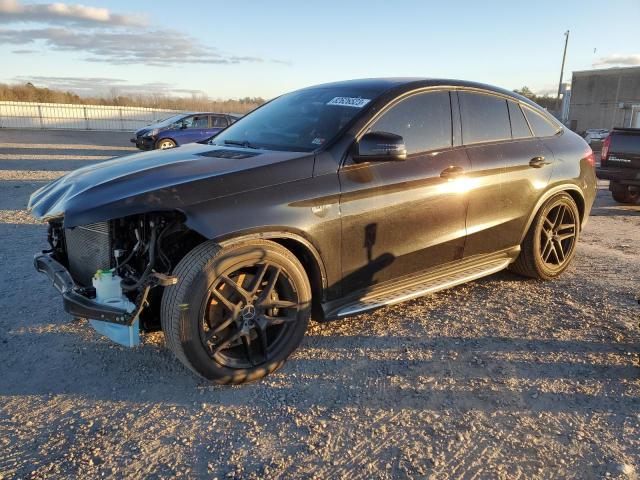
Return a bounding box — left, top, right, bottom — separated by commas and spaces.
34, 253, 135, 326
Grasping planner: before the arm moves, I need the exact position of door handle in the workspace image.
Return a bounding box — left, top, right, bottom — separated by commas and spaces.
529, 156, 550, 168
440, 165, 465, 179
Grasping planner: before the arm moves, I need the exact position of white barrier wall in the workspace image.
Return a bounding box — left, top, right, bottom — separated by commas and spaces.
0, 101, 180, 131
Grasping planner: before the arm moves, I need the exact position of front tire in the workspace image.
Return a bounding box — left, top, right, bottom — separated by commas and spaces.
156, 138, 176, 150
161, 240, 311, 384
510, 193, 580, 280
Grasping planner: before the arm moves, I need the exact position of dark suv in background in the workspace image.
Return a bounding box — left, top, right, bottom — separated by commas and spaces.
597, 128, 640, 204
30, 78, 596, 384
131, 112, 238, 150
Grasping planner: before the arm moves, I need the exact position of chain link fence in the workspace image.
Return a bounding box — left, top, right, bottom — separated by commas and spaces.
0, 101, 181, 131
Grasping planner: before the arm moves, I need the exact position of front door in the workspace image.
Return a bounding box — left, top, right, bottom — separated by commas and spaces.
173, 115, 210, 145
339, 90, 470, 295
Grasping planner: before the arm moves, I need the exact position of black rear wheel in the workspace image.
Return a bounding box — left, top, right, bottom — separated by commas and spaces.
610, 181, 640, 205
161, 240, 311, 384
510, 193, 580, 280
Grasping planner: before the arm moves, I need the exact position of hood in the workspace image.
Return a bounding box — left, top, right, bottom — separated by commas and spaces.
28, 143, 314, 227
134, 127, 152, 137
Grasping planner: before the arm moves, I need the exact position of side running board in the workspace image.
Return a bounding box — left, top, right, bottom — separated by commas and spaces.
327, 254, 515, 319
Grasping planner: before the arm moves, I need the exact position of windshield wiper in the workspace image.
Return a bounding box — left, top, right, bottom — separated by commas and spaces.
223, 139, 259, 149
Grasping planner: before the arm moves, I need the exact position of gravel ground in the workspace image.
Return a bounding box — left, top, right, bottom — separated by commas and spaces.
0, 129, 638, 479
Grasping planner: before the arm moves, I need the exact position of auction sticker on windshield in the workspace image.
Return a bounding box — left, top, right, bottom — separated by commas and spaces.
327, 97, 371, 108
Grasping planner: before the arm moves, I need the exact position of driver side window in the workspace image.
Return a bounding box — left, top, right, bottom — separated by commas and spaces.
173, 116, 194, 129
368, 91, 452, 155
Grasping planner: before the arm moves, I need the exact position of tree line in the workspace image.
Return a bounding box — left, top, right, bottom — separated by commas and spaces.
0, 82, 265, 114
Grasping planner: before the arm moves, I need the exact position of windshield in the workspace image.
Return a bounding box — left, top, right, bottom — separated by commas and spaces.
211, 87, 379, 152
152, 114, 189, 128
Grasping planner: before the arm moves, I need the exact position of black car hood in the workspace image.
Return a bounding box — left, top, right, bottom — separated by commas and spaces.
28, 143, 314, 228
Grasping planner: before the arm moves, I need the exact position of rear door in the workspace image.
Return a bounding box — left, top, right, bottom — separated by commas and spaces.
187, 115, 212, 142
207, 115, 229, 138
495, 102, 555, 250
461, 93, 556, 256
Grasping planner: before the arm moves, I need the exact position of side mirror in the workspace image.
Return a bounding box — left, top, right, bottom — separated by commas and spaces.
180, 122, 188, 129
354, 132, 407, 162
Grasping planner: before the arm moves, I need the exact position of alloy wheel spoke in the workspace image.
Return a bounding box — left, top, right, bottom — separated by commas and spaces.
254, 318, 270, 357
209, 312, 238, 335
554, 205, 567, 228
262, 312, 297, 326
556, 232, 575, 242
210, 287, 238, 313
541, 240, 554, 262
210, 328, 243, 355
556, 223, 575, 233
543, 217, 554, 230
260, 299, 299, 310
241, 334, 258, 366
220, 274, 252, 302
554, 239, 565, 262
248, 263, 270, 296
257, 267, 281, 303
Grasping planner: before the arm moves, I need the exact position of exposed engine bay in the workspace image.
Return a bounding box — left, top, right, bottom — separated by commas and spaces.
43, 212, 203, 342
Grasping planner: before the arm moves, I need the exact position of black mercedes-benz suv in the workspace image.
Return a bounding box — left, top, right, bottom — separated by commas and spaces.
29, 78, 597, 384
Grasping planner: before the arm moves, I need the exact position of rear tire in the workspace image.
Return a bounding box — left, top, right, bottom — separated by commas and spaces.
161, 239, 311, 384
510, 193, 580, 280
610, 181, 640, 205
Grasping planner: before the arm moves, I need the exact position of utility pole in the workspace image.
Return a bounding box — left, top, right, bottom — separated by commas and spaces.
556, 30, 570, 113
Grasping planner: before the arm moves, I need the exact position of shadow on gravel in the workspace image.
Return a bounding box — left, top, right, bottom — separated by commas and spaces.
590, 203, 640, 217
2, 326, 637, 416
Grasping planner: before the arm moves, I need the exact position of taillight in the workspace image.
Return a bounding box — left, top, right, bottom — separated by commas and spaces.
585, 149, 596, 167
601, 134, 611, 163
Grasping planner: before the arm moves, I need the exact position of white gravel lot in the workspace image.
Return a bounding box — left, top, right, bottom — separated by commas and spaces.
0, 129, 638, 479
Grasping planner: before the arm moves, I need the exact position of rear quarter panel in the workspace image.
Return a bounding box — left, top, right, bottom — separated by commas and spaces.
535, 129, 597, 232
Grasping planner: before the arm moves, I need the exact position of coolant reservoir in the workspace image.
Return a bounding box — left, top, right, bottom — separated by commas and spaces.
93, 269, 124, 303
90, 269, 139, 347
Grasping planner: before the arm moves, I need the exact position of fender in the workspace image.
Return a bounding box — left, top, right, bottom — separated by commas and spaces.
518, 184, 586, 244
193, 226, 329, 293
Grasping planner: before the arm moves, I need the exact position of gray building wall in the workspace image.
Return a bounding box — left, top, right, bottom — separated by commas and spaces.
568, 66, 640, 132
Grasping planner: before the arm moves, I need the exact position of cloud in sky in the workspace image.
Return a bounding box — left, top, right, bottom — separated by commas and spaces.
0, 0, 146, 27
13, 75, 206, 96
1, 27, 267, 66
592, 54, 640, 68
0, 0, 290, 67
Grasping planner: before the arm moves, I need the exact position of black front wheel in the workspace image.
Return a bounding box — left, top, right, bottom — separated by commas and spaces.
161, 240, 311, 384
510, 193, 580, 280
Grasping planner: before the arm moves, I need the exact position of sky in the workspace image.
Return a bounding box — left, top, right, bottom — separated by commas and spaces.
1, 0, 639, 100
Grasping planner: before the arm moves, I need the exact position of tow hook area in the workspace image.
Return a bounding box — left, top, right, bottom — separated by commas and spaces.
34, 253, 178, 348
89, 270, 178, 348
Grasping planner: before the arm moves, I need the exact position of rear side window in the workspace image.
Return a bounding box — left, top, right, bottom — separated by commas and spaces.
522, 107, 559, 137
368, 91, 452, 155
508, 101, 532, 139
212, 116, 228, 128
459, 92, 511, 144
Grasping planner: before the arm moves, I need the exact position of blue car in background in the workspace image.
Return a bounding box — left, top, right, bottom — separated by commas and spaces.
131, 112, 239, 150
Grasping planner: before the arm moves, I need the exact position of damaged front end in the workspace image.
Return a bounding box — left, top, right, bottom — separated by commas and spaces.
34, 212, 197, 347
